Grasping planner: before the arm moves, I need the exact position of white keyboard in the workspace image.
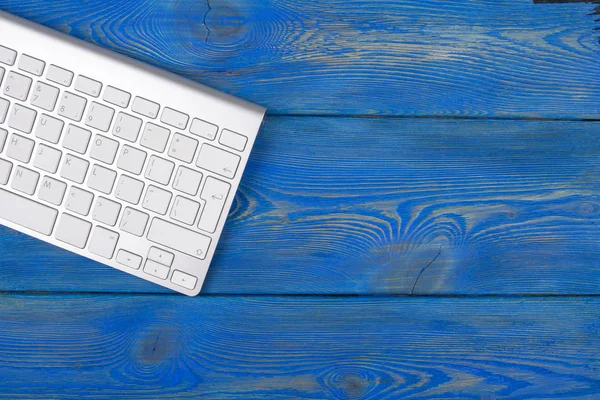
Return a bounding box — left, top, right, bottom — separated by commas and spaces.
0, 11, 266, 295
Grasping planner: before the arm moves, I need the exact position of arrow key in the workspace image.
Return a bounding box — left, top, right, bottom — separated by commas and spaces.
148, 246, 174, 266
171, 270, 198, 290
116, 249, 142, 270
143, 259, 170, 280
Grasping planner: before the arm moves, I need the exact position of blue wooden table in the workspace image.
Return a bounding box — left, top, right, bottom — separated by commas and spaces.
1, 0, 599, 398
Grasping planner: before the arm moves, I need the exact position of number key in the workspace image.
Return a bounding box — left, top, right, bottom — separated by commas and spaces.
58, 92, 87, 122
113, 112, 142, 142
85, 102, 115, 132
3, 71, 32, 101
31, 82, 59, 111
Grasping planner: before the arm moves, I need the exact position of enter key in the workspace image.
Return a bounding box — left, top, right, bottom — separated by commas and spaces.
198, 177, 231, 233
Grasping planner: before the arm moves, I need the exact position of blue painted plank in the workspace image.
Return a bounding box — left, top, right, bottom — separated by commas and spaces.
1, 0, 599, 118
2, 117, 600, 295
0, 295, 597, 399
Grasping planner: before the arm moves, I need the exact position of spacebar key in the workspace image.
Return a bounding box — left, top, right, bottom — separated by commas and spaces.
147, 218, 212, 260
0, 188, 58, 235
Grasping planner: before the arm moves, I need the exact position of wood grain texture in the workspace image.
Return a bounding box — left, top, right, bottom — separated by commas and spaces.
2, 118, 600, 295
1, 0, 600, 118
0, 295, 598, 399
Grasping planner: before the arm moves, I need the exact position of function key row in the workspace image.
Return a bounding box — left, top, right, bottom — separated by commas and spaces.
0, 45, 16, 65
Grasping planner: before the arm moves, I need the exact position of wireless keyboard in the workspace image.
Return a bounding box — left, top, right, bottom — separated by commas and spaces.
0, 11, 266, 295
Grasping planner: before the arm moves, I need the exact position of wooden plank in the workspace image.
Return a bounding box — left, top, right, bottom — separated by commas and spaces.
0, 295, 597, 398
2, 117, 600, 295
2, 0, 600, 118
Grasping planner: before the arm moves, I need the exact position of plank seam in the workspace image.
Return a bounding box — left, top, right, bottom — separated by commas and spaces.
266, 114, 600, 122
2, 292, 600, 297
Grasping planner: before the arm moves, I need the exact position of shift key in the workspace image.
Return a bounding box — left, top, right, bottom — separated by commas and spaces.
147, 218, 211, 259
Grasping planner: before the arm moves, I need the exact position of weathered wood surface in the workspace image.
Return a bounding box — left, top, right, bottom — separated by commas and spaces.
0, 296, 598, 399
2, 118, 600, 295
0, 3, 599, 398
1, 0, 599, 118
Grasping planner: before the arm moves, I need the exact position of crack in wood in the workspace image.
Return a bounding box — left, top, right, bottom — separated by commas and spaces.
203, 0, 212, 43
409, 247, 442, 296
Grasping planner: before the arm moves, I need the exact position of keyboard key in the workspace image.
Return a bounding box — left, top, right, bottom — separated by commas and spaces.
89, 226, 119, 259
46, 65, 73, 87
132, 96, 159, 119
0, 66, 4, 85
0, 97, 9, 123
147, 218, 211, 260
171, 270, 197, 290
92, 197, 122, 226
117, 145, 147, 175
0, 45, 17, 66
63, 124, 91, 154
6, 133, 34, 163
189, 118, 218, 140
60, 154, 89, 184
103, 86, 131, 108
90, 134, 119, 164
35, 114, 64, 143
116, 249, 142, 269
142, 185, 172, 215
119, 207, 149, 236
113, 112, 142, 142
170, 196, 200, 226
219, 129, 247, 152
196, 144, 240, 179
0, 188, 58, 235
18, 54, 45, 76
145, 155, 174, 185
58, 92, 87, 122
85, 102, 114, 132
55, 213, 92, 248
33, 144, 62, 173
140, 123, 170, 153
38, 176, 67, 206
0, 159, 12, 185
143, 259, 170, 280
8, 103, 37, 133
0, 128, 7, 152
3, 71, 32, 101
161, 107, 189, 130
172, 166, 202, 196
87, 164, 117, 194
115, 175, 144, 205
31, 81, 59, 111
11, 166, 39, 195
198, 177, 231, 233
148, 247, 174, 266
75, 75, 102, 97
168, 133, 198, 163
65, 186, 94, 216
